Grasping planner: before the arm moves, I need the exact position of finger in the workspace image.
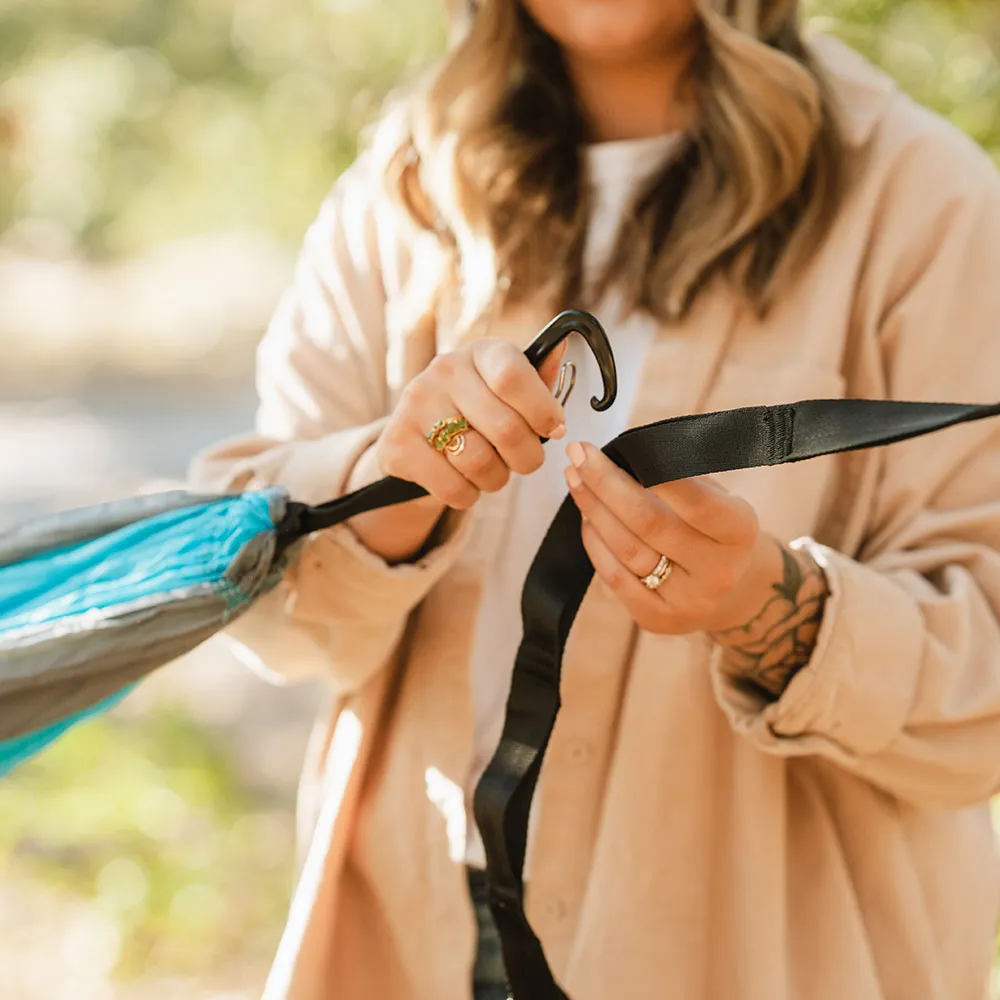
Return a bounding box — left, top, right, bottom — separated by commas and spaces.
566, 442, 715, 565
382, 425, 481, 508
447, 357, 547, 475
380, 388, 482, 509
443, 427, 510, 493
565, 465, 671, 579
580, 520, 676, 632
473, 339, 567, 440
649, 477, 757, 545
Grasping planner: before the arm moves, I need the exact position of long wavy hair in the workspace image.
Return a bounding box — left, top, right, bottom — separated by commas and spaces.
378, 0, 846, 328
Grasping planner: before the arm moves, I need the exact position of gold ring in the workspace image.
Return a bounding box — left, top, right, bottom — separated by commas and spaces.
427, 415, 469, 453
640, 554, 672, 591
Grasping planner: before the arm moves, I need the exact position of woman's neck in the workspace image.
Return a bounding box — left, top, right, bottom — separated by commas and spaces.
563, 40, 700, 143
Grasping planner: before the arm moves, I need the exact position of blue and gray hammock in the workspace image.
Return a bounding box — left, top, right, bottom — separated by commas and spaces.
2, 309, 998, 1000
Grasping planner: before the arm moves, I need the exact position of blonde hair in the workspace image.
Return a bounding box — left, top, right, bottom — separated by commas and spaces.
381, 0, 845, 327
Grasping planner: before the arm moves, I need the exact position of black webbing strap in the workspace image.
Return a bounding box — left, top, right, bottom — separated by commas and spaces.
272, 474, 425, 561
471, 396, 1000, 1000
280, 398, 1000, 549
270, 324, 1000, 1000
274, 310, 618, 561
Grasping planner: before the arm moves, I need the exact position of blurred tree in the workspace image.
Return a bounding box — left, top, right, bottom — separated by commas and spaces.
0, 0, 996, 261
0, 0, 447, 257
806, 0, 1000, 156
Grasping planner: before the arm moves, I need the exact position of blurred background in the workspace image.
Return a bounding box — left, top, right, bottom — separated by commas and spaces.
0, 1, 997, 998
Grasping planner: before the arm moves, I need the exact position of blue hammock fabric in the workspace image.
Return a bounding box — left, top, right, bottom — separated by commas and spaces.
0, 688, 132, 778
0, 488, 291, 776
0, 310, 615, 778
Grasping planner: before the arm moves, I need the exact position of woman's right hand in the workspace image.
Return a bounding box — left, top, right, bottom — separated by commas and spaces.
345, 337, 568, 563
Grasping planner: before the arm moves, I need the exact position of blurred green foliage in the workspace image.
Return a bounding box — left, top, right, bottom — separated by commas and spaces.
0, 0, 447, 258
0, 0, 996, 262
0, 707, 294, 979
806, 0, 1000, 156
0, 0, 997, 992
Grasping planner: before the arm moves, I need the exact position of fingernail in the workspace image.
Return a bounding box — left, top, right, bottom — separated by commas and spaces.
564, 465, 582, 490
550, 422, 566, 439
567, 441, 585, 467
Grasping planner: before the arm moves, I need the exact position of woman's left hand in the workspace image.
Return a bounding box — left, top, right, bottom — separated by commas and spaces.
562, 442, 827, 677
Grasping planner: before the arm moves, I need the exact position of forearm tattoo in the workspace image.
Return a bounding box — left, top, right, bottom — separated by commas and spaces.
711, 544, 830, 701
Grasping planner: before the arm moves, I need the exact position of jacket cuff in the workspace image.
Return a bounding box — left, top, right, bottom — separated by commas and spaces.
280, 504, 473, 688
710, 539, 924, 758
219, 504, 472, 692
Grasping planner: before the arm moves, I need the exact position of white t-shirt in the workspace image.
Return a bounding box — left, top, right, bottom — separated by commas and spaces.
465, 132, 682, 869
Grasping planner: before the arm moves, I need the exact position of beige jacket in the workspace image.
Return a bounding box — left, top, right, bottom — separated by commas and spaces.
191, 36, 1000, 1000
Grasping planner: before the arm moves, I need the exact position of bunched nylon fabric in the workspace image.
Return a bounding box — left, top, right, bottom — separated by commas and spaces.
0, 314, 612, 773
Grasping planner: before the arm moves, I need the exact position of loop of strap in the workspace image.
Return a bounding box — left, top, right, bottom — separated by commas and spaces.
472, 396, 1000, 999
275, 395, 1000, 999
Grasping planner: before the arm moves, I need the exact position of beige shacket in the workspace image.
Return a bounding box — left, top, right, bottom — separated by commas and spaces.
191, 35, 1000, 1000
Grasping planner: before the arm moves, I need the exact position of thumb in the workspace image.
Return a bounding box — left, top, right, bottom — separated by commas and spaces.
535, 339, 568, 392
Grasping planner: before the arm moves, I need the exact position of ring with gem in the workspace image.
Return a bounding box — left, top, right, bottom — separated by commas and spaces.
640, 554, 672, 591
427, 414, 469, 454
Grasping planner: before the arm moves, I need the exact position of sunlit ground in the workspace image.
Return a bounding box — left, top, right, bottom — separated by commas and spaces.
1, 706, 290, 1000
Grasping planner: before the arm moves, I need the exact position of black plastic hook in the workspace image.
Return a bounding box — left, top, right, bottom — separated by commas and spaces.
522, 310, 617, 412
275, 309, 620, 553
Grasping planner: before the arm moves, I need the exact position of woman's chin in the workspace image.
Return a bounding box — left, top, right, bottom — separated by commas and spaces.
528, 0, 699, 66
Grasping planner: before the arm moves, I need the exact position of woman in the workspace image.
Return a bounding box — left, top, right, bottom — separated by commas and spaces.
191, 0, 1000, 997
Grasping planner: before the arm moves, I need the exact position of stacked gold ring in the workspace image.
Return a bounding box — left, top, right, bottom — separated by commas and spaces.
427, 415, 469, 456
